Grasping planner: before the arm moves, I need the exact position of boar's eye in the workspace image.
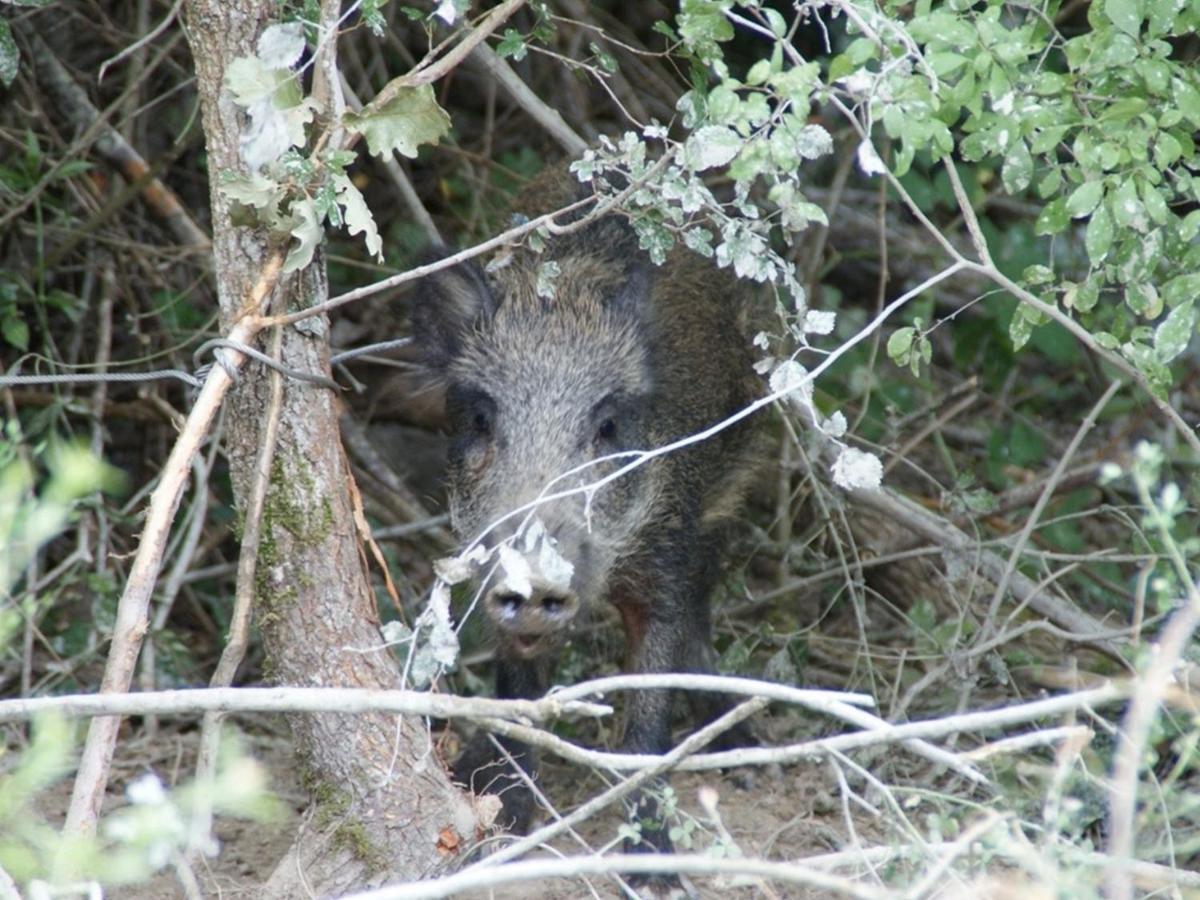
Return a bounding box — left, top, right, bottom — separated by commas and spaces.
472, 409, 492, 436
447, 386, 495, 440
592, 393, 621, 446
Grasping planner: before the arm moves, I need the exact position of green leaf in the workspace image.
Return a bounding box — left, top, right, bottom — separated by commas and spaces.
1065, 278, 1101, 312
1154, 300, 1195, 363
1035, 198, 1069, 235
1066, 180, 1104, 218
1162, 272, 1200, 306
1009, 307, 1034, 352
1176, 78, 1200, 127
887, 327, 915, 364
1037, 166, 1062, 199
1181, 210, 1200, 242
1022, 265, 1054, 285
1085, 201, 1114, 262
495, 28, 527, 61
745, 59, 772, 86
1093, 331, 1120, 350
764, 8, 787, 37
677, 0, 734, 57
1154, 132, 1182, 168
1106, 0, 1144, 38
1, 314, 29, 351
1125, 282, 1162, 318
0, 20, 19, 89
1110, 178, 1146, 231
928, 52, 968, 77
347, 85, 452, 159
333, 174, 382, 262
1140, 180, 1168, 226
282, 198, 323, 274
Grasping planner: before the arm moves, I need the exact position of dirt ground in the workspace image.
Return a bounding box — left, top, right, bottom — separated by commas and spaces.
36, 713, 883, 900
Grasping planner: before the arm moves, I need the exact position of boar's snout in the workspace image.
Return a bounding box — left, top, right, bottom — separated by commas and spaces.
484, 582, 581, 658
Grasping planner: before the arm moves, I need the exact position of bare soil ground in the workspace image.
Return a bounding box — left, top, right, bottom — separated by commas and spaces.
33, 713, 882, 900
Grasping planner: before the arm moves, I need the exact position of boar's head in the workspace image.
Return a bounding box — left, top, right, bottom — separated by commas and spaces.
412, 222, 661, 658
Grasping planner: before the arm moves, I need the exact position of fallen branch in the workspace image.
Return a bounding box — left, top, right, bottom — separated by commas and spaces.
343, 853, 891, 900
469, 683, 1123, 773
0, 685, 610, 725
62, 253, 283, 836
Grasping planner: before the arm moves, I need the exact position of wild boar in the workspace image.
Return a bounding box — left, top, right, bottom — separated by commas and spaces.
412, 171, 765, 851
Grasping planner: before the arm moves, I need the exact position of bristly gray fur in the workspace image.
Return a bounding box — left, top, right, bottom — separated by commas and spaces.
410, 169, 768, 864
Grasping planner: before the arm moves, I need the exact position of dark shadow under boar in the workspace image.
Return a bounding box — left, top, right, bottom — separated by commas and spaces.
411, 174, 766, 859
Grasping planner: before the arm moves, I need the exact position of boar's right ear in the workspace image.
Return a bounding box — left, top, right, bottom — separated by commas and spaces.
410, 250, 498, 366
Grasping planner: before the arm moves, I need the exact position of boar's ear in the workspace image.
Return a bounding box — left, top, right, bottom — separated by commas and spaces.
608, 255, 653, 320
410, 250, 498, 366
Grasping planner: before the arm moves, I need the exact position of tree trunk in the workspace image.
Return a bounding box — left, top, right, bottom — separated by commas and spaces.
182, 3, 476, 895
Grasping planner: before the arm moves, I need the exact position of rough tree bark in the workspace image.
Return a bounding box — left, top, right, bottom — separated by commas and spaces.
183, 2, 476, 895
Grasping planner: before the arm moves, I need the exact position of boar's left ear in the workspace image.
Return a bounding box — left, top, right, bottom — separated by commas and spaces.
608, 254, 652, 320
410, 250, 498, 366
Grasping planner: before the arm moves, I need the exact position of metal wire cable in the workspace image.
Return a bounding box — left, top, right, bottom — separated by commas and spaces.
0, 336, 417, 393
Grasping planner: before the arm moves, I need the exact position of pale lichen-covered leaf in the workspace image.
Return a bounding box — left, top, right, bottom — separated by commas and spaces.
822, 411, 848, 439
857, 140, 887, 176
256, 22, 306, 69
794, 124, 833, 160
803, 309, 836, 335
334, 174, 382, 262
381, 620, 413, 644
519, 519, 574, 592
225, 56, 289, 107
346, 84, 452, 159
434, 0, 463, 24
238, 96, 316, 171
218, 171, 285, 215
831, 447, 883, 491
1154, 300, 1195, 364
282, 198, 322, 274
768, 359, 812, 410
497, 544, 533, 599
424, 581, 460, 667
433, 544, 489, 585
682, 125, 741, 171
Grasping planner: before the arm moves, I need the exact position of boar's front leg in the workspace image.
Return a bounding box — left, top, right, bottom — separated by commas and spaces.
616, 531, 758, 864
615, 570, 715, 860
452, 657, 545, 832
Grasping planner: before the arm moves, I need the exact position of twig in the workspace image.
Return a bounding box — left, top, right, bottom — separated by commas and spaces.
349, 0, 527, 146
468, 698, 769, 870
263, 155, 675, 327
1105, 510, 1200, 897
470, 42, 588, 155
960, 725, 1092, 761
61, 253, 284, 837
24, 32, 210, 250
846, 485, 1123, 658
978, 380, 1122, 642
467, 683, 1124, 773
193, 320, 285, 848
97, 0, 185, 82
549, 673, 980, 782
0, 685, 609, 725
